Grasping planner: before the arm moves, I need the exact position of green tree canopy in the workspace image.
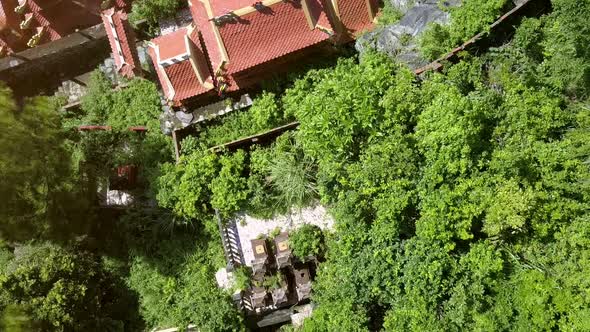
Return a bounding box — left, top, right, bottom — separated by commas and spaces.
0, 85, 91, 242
0, 243, 142, 331
126, 229, 243, 331
289, 224, 325, 259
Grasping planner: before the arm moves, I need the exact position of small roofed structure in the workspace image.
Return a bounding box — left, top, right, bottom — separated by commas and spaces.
271, 278, 288, 306
147, 25, 215, 106
273, 232, 292, 269
251, 285, 267, 309
109, 165, 137, 190
250, 273, 267, 309
101, 8, 142, 78
250, 238, 268, 275
294, 267, 312, 301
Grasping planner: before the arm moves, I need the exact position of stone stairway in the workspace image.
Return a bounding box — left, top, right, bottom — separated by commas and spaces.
216, 210, 245, 270
233, 291, 254, 312
226, 221, 245, 266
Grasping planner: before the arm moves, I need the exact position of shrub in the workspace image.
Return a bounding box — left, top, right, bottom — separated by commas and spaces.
129, 0, 183, 31
377, 0, 402, 27
267, 135, 317, 210
232, 267, 252, 292
262, 274, 283, 289
419, 0, 509, 60
198, 92, 288, 147
210, 150, 249, 217
289, 225, 325, 259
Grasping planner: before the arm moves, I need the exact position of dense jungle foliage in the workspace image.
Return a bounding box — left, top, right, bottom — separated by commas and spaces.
0, 75, 243, 331
157, 0, 590, 330
419, 0, 510, 60
1, 0, 589, 331
129, 0, 184, 32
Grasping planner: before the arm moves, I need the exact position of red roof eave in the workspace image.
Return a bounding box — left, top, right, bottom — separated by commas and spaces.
218, 0, 333, 74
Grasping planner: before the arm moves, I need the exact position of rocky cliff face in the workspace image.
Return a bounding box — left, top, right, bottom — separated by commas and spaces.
355, 0, 460, 69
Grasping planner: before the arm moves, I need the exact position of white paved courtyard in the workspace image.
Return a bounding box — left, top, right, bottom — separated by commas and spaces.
235, 205, 334, 267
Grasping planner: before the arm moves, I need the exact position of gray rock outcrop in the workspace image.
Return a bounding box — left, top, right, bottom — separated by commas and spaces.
356, 0, 460, 69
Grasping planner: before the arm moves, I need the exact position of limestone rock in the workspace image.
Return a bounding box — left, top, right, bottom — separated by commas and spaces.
175, 110, 194, 126
159, 106, 182, 135
399, 4, 451, 36
356, 0, 460, 69
389, 0, 459, 15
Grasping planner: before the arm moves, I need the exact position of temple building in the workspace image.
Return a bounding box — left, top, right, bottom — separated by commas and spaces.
0, 0, 122, 55
0, 0, 141, 100
101, 7, 142, 78
148, 0, 377, 106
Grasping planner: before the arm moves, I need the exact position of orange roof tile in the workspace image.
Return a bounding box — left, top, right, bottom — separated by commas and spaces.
152, 27, 190, 61
308, 0, 332, 29
0, 0, 26, 53
189, 0, 225, 70
148, 46, 173, 97
219, 0, 332, 74
338, 0, 374, 35
165, 60, 211, 101
29, 0, 102, 40
0, 0, 20, 32
0, 0, 134, 53
152, 0, 375, 104
149, 29, 214, 105
209, 0, 254, 16
102, 8, 141, 78
187, 26, 214, 83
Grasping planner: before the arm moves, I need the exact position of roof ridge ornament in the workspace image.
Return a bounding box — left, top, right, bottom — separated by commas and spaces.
27, 26, 44, 47
19, 14, 33, 30
211, 12, 238, 26
15, 0, 28, 14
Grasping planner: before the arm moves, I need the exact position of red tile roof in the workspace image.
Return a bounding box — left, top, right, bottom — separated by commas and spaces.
165, 60, 211, 101
149, 26, 214, 105
153, 27, 189, 60
0, 0, 134, 54
187, 26, 214, 83
0, 0, 107, 53
102, 8, 141, 78
0, 0, 27, 53
209, 0, 254, 16
0, 0, 20, 31
0, 2, 6, 29
308, 0, 332, 29
219, 0, 332, 74
338, 0, 374, 35
113, 0, 131, 11
189, 0, 224, 71
150, 0, 375, 105
148, 46, 172, 97
28, 0, 102, 40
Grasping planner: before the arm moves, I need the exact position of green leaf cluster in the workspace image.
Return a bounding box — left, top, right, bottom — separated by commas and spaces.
158, 108, 310, 223
197, 92, 290, 147
68, 70, 172, 199
12, 1, 582, 330
289, 224, 325, 260
420, 0, 509, 59
128, 0, 183, 32
0, 243, 142, 331
0, 85, 92, 242
126, 229, 243, 331
262, 3, 590, 328
76, 71, 162, 132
